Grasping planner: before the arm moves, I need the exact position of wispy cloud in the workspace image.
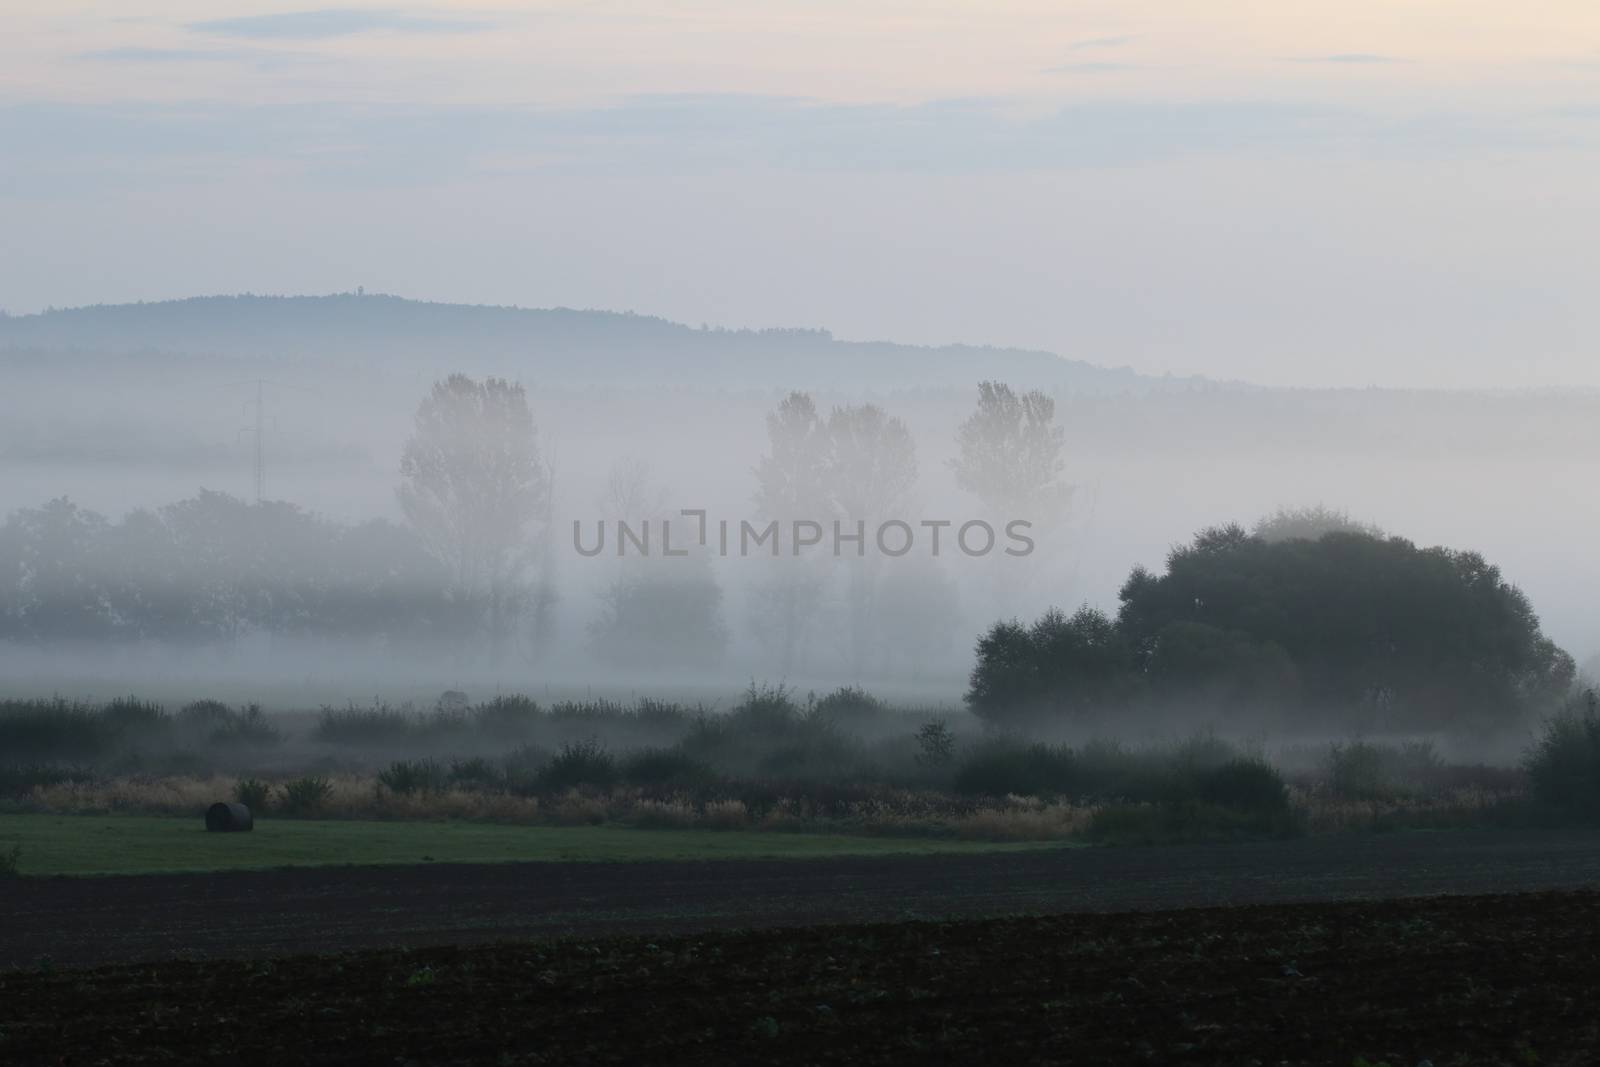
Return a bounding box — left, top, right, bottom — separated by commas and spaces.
1291, 53, 1402, 65
79, 47, 263, 63
189, 8, 489, 40
1069, 35, 1133, 51
1045, 62, 1136, 75
0, 94, 1546, 196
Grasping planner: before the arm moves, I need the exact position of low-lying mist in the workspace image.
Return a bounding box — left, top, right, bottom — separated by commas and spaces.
4, 298, 1598, 732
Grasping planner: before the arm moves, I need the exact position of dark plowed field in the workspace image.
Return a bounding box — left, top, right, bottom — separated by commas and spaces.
5, 828, 1600, 969
3, 890, 1599, 1065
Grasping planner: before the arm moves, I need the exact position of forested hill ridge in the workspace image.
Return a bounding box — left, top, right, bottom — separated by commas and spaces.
0, 293, 1214, 393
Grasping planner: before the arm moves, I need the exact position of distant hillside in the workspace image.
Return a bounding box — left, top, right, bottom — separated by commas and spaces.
0, 293, 1209, 393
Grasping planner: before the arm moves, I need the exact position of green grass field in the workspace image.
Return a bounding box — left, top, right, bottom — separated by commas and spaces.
0, 814, 1058, 877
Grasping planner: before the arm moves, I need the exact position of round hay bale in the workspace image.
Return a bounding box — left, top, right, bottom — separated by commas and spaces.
205, 801, 254, 832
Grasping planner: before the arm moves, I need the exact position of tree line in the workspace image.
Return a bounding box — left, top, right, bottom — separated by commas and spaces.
0, 492, 465, 646
2, 366, 1576, 732
0, 376, 1066, 673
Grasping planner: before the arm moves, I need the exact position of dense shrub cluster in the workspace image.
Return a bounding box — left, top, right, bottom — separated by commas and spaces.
1320, 740, 1448, 799
811, 686, 886, 722
534, 740, 619, 794
970, 525, 1577, 730
234, 777, 272, 812
1196, 759, 1290, 813
1524, 690, 1600, 817
377, 759, 449, 796
949, 735, 1287, 817
622, 747, 717, 787
314, 695, 698, 745
0, 762, 85, 799
0, 697, 280, 765
0, 681, 1553, 846
279, 775, 333, 816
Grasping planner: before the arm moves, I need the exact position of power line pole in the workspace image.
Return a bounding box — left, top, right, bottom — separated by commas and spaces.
252, 377, 265, 504
227, 376, 312, 505
237, 378, 274, 504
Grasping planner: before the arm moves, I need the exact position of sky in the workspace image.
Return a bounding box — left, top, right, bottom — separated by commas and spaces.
4, 1, 1600, 388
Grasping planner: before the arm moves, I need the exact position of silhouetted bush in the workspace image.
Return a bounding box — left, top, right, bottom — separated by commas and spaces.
0, 699, 108, 760
1525, 691, 1600, 816
633, 698, 693, 731
968, 607, 1132, 724
280, 775, 332, 816
1311, 738, 1455, 800
1194, 759, 1289, 814
215, 704, 284, 746
1327, 741, 1395, 799
179, 702, 282, 747
473, 695, 540, 737
970, 524, 1577, 731
1118, 526, 1576, 728
175, 700, 234, 744
812, 686, 884, 722
449, 757, 505, 791
315, 703, 414, 743
540, 697, 692, 734
1164, 732, 1242, 775
951, 733, 1255, 804
623, 747, 716, 787
913, 721, 955, 768
234, 777, 271, 812
0, 698, 190, 760
1068, 738, 1170, 801
536, 740, 618, 793
378, 759, 446, 795
757, 731, 856, 779
729, 683, 802, 734
419, 707, 472, 737
548, 700, 628, 723
502, 744, 552, 796
0, 762, 81, 797
953, 741, 1077, 798
101, 698, 170, 741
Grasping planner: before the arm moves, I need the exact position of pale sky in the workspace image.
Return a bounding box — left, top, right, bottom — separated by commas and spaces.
5, 1, 1600, 386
